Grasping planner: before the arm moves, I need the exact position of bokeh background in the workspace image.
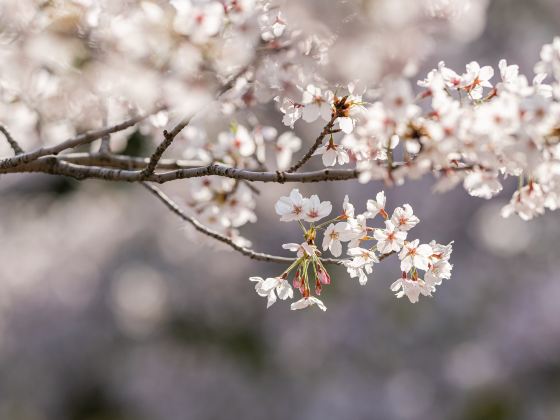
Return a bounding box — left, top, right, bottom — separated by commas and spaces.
2, 0, 560, 419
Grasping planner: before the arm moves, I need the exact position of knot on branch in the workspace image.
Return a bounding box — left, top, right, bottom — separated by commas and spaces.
276, 170, 287, 184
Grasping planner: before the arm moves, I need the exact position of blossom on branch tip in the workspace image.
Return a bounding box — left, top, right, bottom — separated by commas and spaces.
313, 142, 350, 167
291, 296, 327, 311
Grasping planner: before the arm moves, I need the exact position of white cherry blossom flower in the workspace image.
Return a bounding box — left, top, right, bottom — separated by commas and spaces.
282, 242, 317, 258
259, 10, 286, 41
303, 195, 332, 222
374, 221, 407, 254
291, 296, 327, 311
337, 116, 355, 134
463, 171, 503, 199
341, 195, 355, 219
280, 98, 303, 128
249, 276, 293, 308
301, 84, 333, 122
391, 204, 419, 231
275, 132, 301, 170
275, 189, 305, 222
398, 240, 433, 272
347, 214, 368, 248
217, 124, 255, 158
438, 61, 463, 89
364, 191, 388, 219
173, 1, 224, 44
313, 142, 350, 166
461, 61, 494, 100
498, 59, 520, 86
322, 222, 353, 257
390, 275, 431, 303
345, 247, 379, 285
501, 183, 547, 220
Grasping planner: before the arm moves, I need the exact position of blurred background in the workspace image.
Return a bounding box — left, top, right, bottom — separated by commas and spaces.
1, 0, 560, 419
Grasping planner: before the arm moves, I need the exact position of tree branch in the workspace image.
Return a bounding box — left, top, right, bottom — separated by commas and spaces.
0, 109, 163, 170
57, 152, 205, 170
140, 117, 192, 178
0, 159, 360, 183
287, 116, 337, 173
0, 124, 24, 155
142, 182, 345, 265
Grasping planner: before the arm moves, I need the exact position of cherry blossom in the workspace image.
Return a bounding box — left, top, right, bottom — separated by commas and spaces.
291, 296, 327, 312
390, 274, 431, 303
463, 171, 503, 199
391, 204, 420, 231
172, 1, 225, 44
322, 222, 353, 257
461, 61, 494, 100
365, 191, 388, 219
275, 189, 306, 222
345, 247, 379, 285
313, 142, 350, 167
282, 242, 317, 258
399, 240, 433, 272
301, 85, 333, 123
501, 183, 547, 221
374, 221, 407, 254
341, 195, 355, 220
217, 124, 256, 158
275, 132, 302, 170
249, 276, 293, 308
303, 195, 332, 223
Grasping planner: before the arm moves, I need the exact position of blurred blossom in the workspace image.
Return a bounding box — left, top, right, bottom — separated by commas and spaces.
445, 342, 502, 389
471, 201, 534, 257
386, 371, 435, 419
111, 264, 169, 337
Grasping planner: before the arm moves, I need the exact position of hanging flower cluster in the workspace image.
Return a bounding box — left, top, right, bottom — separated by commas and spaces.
249, 189, 453, 311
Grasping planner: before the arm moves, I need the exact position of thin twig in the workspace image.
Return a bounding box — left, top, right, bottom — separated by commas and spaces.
142, 182, 345, 265
0, 124, 24, 155
140, 117, 191, 178
99, 134, 111, 154
287, 116, 337, 173
98, 111, 111, 154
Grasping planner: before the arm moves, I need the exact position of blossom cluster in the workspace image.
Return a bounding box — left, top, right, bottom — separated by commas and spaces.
0, 0, 303, 152
249, 189, 453, 311
276, 37, 560, 221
